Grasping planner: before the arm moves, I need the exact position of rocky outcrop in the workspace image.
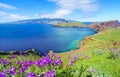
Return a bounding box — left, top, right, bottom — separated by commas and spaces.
77, 41, 84, 48
0, 49, 41, 56
89, 20, 119, 32
83, 36, 103, 44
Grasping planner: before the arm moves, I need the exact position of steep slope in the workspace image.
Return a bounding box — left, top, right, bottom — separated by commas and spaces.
89, 20, 119, 32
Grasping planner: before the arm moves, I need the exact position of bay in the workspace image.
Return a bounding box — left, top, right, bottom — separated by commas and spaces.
0, 24, 96, 54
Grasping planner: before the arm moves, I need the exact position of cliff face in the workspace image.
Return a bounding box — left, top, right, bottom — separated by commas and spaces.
89, 20, 119, 32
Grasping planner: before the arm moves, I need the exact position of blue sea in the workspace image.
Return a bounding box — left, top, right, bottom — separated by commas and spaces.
0, 23, 96, 54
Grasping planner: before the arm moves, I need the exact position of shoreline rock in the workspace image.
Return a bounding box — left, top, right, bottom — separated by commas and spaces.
0, 49, 41, 56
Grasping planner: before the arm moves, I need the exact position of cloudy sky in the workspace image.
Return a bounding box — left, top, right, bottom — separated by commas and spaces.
0, 0, 120, 22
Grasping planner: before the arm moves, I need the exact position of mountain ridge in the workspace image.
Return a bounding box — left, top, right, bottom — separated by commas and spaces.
4, 18, 72, 24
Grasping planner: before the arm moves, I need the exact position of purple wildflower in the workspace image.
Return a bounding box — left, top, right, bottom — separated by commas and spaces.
35, 59, 44, 68
71, 60, 75, 63
68, 60, 74, 66
0, 72, 6, 77
84, 55, 89, 59
19, 66, 28, 74
74, 55, 78, 61
42, 56, 49, 65
44, 55, 53, 64
110, 48, 116, 51
26, 72, 37, 77
110, 51, 115, 56
67, 56, 71, 59
34, 60, 39, 66
19, 52, 23, 56
0, 58, 10, 66
17, 61, 25, 66
51, 53, 56, 57
54, 58, 62, 66
10, 55, 16, 59
39, 74, 44, 77
26, 60, 33, 66
17, 61, 21, 65
45, 70, 55, 77
9, 67, 16, 75
3, 70, 7, 73
35, 56, 53, 68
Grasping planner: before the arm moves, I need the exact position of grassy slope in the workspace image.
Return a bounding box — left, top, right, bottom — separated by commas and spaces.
57, 27, 120, 77
53, 22, 85, 27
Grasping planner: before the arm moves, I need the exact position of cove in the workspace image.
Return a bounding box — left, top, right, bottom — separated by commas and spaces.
0, 24, 96, 54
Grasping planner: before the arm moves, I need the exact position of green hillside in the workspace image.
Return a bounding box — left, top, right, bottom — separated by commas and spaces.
53, 22, 85, 27
57, 27, 120, 77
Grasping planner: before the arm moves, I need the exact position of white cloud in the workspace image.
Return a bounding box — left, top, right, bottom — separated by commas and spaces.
0, 11, 28, 19
39, 9, 72, 18
0, 2, 17, 10
0, 11, 7, 16
38, 0, 99, 18
8, 14, 27, 19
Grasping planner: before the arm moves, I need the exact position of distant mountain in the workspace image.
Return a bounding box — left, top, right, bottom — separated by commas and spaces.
6, 18, 70, 24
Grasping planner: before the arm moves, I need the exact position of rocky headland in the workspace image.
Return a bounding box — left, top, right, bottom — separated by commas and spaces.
89, 20, 119, 32
53, 22, 85, 27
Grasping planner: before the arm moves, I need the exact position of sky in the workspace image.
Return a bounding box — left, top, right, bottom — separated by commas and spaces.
0, 0, 120, 22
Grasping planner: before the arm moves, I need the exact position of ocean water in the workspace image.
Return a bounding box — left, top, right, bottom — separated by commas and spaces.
83, 22, 93, 26
0, 24, 96, 54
